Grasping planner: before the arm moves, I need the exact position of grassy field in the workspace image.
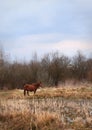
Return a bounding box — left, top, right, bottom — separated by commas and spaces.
0, 83, 92, 130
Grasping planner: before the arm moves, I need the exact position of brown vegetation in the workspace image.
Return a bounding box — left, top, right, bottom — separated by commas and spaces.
0, 85, 92, 130
0, 49, 92, 89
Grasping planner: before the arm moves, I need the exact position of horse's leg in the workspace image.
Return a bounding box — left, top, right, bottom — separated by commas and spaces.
34, 89, 36, 94
24, 89, 26, 96
27, 90, 29, 96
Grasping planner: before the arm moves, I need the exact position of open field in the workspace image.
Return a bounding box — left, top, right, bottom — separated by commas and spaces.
0, 84, 92, 130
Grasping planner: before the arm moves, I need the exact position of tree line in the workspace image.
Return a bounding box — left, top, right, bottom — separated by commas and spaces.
0, 49, 92, 89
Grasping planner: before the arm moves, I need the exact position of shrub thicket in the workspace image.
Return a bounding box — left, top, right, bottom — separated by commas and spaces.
0, 48, 92, 89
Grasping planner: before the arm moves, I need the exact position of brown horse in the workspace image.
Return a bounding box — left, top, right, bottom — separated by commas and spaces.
24, 81, 42, 96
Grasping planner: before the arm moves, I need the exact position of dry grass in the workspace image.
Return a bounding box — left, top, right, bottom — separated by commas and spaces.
0, 112, 61, 130
0, 84, 92, 130
0, 83, 92, 99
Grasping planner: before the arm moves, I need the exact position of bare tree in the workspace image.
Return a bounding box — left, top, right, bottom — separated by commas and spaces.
72, 51, 87, 81
86, 58, 92, 81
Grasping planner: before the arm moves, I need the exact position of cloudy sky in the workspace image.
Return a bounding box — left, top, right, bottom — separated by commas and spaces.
0, 0, 92, 62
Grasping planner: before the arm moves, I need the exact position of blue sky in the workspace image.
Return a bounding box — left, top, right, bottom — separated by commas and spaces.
0, 0, 92, 62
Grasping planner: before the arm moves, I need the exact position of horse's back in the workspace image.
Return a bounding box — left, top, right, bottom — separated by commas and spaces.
24, 84, 34, 91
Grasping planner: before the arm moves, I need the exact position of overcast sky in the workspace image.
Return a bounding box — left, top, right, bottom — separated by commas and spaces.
0, 0, 92, 62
